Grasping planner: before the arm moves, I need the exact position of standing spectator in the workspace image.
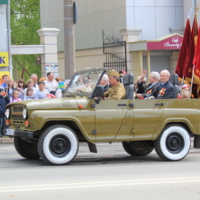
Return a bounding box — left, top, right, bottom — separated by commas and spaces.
0, 87, 6, 137
6, 78, 15, 99
1, 74, 9, 88
44, 72, 58, 95
24, 79, 38, 100
10, 90, 22, 103
31, 74, 39, 89
56, 78, 66, 90
17, 79, 26, 100
35, 82, 49, 99
24, 87, 35, 100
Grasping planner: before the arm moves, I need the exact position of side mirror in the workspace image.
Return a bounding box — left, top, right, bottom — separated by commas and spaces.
95, 85, 104, 97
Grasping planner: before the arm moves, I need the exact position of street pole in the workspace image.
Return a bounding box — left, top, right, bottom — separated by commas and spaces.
64, 0, 75, 79
7, 0, 12, 78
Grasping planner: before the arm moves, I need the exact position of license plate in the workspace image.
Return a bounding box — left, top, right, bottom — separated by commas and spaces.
5, 129, 15, 136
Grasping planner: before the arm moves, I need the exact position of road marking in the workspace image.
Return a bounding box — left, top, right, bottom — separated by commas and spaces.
1, 177, 200, 193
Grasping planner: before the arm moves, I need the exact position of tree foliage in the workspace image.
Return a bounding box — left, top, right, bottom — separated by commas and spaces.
11, 0, 41, 81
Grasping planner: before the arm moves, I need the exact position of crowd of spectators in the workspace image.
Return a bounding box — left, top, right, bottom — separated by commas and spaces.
0, 72, 67, 105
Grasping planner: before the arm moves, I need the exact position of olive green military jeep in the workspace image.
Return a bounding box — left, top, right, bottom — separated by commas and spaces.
4, 68, 200, 165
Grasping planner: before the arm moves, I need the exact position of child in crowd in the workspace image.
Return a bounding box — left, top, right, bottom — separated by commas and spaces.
24, 87, 35, 100
17, 79, 26, 100
24, 79, 38, 100
10, 90, 22, 103
0, 87, 7, 137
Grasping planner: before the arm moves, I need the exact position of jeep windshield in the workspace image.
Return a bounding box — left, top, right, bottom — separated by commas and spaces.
63, 68, 105, 98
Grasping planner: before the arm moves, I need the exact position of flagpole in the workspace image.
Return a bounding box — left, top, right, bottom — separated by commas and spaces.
189, 65, 195, 98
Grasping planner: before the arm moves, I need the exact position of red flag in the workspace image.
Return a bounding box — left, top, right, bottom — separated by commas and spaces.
194, 27, 200, 84
184, 15, 198, 83
175, 19, 191, 77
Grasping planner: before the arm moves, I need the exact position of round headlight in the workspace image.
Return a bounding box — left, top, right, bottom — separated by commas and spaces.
22, 108, 27, 119
5, 108, 10, 119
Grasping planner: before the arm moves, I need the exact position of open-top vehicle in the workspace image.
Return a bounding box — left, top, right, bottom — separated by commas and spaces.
4, 68, 200, 165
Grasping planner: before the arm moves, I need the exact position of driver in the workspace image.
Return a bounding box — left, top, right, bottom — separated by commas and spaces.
104, 71, 126, 100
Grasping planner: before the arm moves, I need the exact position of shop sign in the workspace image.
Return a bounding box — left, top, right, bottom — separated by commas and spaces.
147, 35, 183, 50
0, 52, 9, 67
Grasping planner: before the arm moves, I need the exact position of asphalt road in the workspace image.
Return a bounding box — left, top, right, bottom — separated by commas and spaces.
0, 142, 200, 200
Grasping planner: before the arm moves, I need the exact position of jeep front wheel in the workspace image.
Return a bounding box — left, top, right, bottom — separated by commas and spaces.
14, 137, 40, 159
122, 141, 154, 156
154, 125, 191, 161
38, 125, 79, 165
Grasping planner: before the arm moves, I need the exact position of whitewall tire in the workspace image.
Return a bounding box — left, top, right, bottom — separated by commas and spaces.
154, 125, 191, 161
38, 125, 79, 165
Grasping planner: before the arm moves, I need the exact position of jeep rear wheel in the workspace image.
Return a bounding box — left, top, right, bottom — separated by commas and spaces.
154, 125, 191, 161
14, 137, 40, 159
122, 141, 154, 156
37, 125, 79, 165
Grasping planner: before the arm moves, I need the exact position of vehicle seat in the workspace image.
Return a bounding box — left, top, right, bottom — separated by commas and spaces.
169, 74, 179, 99
123, 73, 134, 99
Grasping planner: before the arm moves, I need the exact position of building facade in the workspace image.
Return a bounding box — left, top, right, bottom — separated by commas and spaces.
40, 0, 199, 79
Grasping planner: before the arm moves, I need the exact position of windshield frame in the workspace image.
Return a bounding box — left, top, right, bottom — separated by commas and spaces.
63, 68, 106, 99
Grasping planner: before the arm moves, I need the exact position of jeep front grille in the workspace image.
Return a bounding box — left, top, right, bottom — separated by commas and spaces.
12, 115, 24, 120
11, 106, 24, 124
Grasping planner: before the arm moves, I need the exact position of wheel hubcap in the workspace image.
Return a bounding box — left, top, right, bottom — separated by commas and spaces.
166, 133, 184, 154
52, 138, 67, 154
50, 134, 71, 157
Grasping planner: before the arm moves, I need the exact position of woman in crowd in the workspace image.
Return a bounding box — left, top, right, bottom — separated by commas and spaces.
17, 79, 26, 100
24, 87, 35, 100
10, 90, 22, 103
6, 78, 15, 99
24, 79, 38, 100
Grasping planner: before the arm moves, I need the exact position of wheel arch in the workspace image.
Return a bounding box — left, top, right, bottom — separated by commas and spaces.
39, 120, 88, 142
153, 120, 194, 141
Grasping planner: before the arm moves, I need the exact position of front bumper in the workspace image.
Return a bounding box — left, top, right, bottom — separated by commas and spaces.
3, 129, 34, 138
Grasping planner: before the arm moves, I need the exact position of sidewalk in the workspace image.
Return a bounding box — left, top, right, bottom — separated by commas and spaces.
0, 137, 14, 144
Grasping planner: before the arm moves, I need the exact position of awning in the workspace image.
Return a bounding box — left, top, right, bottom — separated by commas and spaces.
129, 33, 183, 51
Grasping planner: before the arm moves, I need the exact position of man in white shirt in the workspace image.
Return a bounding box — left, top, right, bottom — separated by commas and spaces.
44, 72, 58, 95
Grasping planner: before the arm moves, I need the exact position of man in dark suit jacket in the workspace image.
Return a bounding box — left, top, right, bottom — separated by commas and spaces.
155, 70, 174, 99
136, 71, 161, 99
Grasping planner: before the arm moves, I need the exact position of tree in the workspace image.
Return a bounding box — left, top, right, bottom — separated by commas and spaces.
10, 0, 41, 81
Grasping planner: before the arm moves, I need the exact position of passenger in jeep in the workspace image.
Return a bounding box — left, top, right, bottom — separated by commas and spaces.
136, 71, 161, 99
155, 70, 174, 99
99, 74, 109, 92
104, 71, 126, 100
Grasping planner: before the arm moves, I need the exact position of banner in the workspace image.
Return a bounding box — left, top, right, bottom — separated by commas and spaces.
0, 52, 9, 67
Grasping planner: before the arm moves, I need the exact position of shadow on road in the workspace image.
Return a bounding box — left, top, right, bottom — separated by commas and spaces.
0, 154, 166, 168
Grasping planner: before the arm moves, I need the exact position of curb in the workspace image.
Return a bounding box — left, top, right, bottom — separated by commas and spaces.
0, 138, 14, 144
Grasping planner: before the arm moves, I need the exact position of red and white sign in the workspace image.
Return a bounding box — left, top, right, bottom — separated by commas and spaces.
147, 34, 183, 50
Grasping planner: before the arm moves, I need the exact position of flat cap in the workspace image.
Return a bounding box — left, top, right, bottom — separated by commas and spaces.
108, 71, 120, 78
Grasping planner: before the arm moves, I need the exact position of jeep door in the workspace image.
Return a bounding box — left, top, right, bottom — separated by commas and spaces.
94, 99, 133, 141
132, 99, 166, 140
